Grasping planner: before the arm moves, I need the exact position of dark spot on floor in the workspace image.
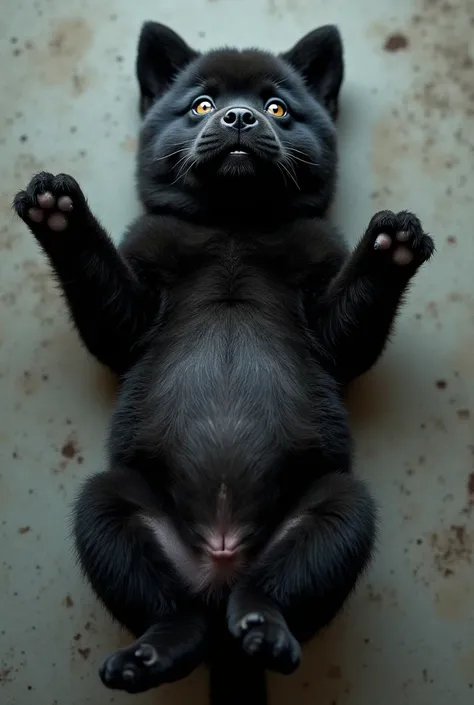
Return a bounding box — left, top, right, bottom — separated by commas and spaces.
468, 473, 474, 498
327, 664, 342, 679
78, 647, 91, 660
61, 438, 78, 459
447, 235, 457, 244
64, 594, 74, 608
457, 409, 470, 419
384, 33, 409, 52
430, 524, 471, 576
436, 379, 447, 389
18, 526, 31, 535
73, 633, 82, 641
0, 667, 13, 684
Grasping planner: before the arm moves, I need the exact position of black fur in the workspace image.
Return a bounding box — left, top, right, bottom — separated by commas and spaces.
13, 21, 434, 705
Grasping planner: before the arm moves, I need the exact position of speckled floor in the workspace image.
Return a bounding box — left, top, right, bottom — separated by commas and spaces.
1, 0, 473, 703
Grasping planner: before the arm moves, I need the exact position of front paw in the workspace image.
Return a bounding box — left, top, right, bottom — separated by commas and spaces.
365, 210, 434, 268
13, 172, 88, 234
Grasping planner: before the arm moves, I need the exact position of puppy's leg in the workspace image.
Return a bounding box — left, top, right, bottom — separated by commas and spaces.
227, 473, 376, 673
13, 172, 154, 373
73, 468, 208, 694
306, 211, 434, 383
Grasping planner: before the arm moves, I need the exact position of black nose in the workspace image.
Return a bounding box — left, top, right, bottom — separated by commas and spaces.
221, 107, 258, 130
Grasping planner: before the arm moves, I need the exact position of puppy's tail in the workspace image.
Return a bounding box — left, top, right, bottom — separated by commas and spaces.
209, 628, 267, 705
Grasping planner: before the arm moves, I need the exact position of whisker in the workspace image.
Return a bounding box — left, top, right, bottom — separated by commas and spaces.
284, 150, 320, 168
182, 159, 197, 185
276, 163, 288, 188
171, 155, 193, 184
170, 155, 197, 185
154, 147, 190, 161
279, 161, 300, 190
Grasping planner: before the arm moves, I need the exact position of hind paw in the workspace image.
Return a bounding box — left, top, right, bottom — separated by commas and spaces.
233, 611, 301, 675
100, 642, 173, 694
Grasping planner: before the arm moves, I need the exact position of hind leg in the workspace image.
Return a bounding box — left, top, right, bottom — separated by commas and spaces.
227, 473, 376, 674
73, 468, 208, 693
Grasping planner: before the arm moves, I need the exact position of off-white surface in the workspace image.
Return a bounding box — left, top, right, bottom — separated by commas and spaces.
1, 0, 473, 703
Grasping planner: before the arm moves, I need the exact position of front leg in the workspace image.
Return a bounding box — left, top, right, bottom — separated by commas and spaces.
13, 172, 155, 374
306, 210, 435, 384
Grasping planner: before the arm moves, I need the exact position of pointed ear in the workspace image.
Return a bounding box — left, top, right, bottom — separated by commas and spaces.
281, 25, 344, 120
137, 22, 199, 115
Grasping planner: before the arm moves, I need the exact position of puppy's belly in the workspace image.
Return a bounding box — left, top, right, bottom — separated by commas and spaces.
141, 515, 242, 594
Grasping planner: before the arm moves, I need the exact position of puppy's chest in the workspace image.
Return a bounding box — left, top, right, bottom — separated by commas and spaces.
174, 235, 313, 294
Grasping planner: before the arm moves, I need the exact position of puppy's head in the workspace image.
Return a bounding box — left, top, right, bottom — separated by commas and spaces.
137, 23, 344, 219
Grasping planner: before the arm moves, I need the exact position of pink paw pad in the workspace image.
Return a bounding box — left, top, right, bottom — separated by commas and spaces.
374, 231, 414, 266
27, 192, 73, 232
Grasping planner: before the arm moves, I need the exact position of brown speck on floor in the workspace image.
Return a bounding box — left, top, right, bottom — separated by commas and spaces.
447, 235, 457, 244
384, 33, 409, 52
468, 473, 474, 498
61, 437, 78, 459
0, 667, 13, 684
327, 664, 342, 679
64, 595, 74, 608
457, 409, 470, 419
77, 647, 91, 660
18, 526, 31, 535
429, 525, 472, 576
436, 380, 447, 389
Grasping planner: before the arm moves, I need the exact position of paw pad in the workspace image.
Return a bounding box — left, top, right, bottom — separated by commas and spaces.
368, 210, 434, 268
28, 193, 74, 231
13, 171, 85, 234
374, 231, 414, 266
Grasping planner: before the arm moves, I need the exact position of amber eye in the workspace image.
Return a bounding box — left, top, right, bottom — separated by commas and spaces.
264, 99, 288, 118
192, 96, 215, 115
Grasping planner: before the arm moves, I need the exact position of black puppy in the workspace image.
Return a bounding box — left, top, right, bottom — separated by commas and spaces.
13, 22, 434, 705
